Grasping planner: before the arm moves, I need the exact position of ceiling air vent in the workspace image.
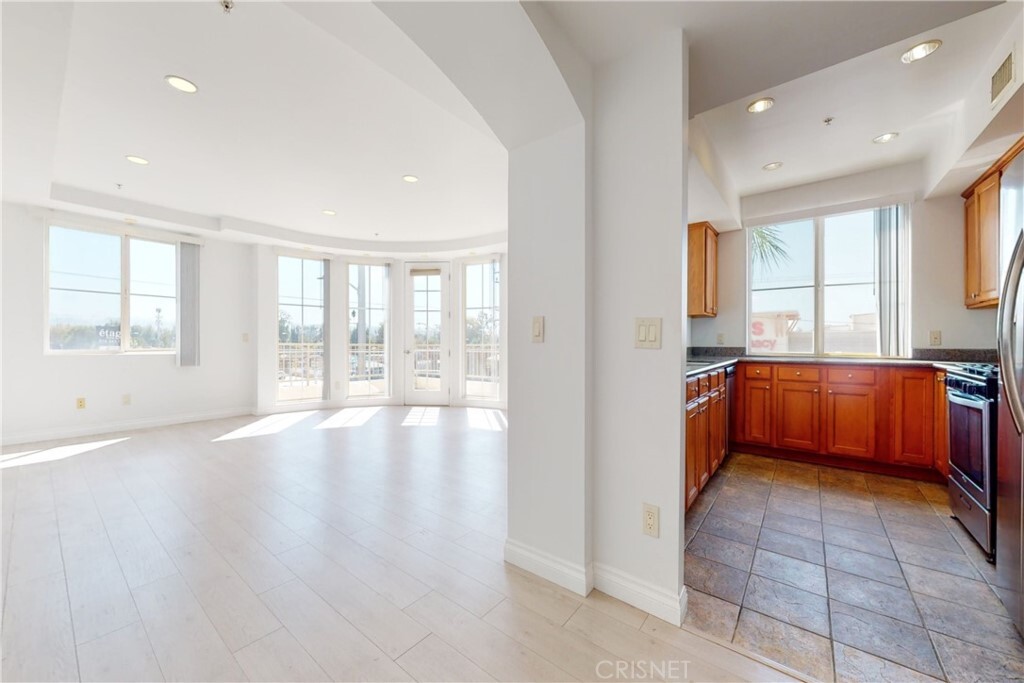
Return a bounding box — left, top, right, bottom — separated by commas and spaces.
992, 52, 1014, 103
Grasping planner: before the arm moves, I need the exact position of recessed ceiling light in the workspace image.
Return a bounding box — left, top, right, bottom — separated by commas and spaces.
322, 209, 336, 216
402, 175, 419, 183
125, 155, 149, 165
747, 97, 775, 114
762, 161, 783, 171
901, 39, 942, 64
164, 75, 198, 94
873, 132, 900, 144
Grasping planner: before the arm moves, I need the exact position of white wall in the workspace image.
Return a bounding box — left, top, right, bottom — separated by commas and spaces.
911, 195, 997, 349
1, 203, 257, 445
691, 229, 746, 348
591, 29, 687, 623
506, 123, 591, 593
690, 192, 998, 353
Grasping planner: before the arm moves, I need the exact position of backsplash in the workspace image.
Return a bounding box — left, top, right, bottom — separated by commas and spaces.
688, 346, 747, 358
911, 348, 998, 362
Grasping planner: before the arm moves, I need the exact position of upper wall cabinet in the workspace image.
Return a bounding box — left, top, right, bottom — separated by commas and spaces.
688, 221, 718, 317
963, 136, 1024, 309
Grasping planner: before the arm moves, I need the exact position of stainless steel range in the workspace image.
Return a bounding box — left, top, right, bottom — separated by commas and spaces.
936, 362, 1000, 560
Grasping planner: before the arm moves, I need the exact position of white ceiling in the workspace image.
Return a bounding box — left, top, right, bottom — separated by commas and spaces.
542, 0, 999, 115
3, 2, 509, 245
4, 1, 1021, 248
695, 1, 1023, 199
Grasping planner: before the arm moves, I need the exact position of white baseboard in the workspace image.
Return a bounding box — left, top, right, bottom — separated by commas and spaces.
1, 407, 255, 446
593, 562, 687, 626
504, 538, 592, 596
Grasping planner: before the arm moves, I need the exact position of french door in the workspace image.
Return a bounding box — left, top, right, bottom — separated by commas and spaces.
405, 263, 450, 405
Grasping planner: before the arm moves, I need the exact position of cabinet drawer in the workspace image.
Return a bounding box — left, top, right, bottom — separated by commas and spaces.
745, 364, 772, 379
698, 374, 711, 395
711, 370, 724, 389
828, 368, 877, 385
777, 366, 820, 383
686, 378, 699, 402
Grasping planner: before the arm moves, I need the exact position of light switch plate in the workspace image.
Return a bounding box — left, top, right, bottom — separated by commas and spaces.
532, 316, 545, 343
635, 317, 662, 349
929, 330, 942, 346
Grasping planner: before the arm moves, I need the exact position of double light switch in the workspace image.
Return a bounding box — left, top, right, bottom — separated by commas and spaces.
635, 317, 662, 349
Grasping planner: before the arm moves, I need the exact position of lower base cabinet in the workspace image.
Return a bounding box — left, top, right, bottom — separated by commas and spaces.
732, 362, 942, 474
685, 370, 729, 511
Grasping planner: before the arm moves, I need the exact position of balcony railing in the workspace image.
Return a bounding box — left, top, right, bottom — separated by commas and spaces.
465, 343, 500, 383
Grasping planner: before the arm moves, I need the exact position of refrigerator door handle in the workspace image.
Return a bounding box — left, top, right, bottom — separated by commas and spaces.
998, 229, 1024, 434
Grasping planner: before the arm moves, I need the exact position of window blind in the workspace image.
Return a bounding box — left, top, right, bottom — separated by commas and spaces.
178, 242, 201, 366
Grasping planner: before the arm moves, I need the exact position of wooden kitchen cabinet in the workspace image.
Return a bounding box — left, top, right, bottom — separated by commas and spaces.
775, 380, 822, 452
964, 172, 1000, 308
709, 386, 726, 475
934, 370, 949, 477
744, 377, 773, 445
685, 400, 700, 509
893, 368, 936, 468
687, 222, 718, 317
825, 384, 877, 459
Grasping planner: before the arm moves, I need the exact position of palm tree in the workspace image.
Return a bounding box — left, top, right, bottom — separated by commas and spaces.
750, 225, 790, 272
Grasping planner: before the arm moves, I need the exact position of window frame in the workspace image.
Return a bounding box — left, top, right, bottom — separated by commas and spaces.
460, 257, 502, 401
45, 223, 180, 356
746, 204, 909, 359
344, 258, 392, 401
275, 253, 329, 404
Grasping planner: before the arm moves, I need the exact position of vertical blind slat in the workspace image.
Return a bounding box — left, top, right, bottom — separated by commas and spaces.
178, 242, 201, 366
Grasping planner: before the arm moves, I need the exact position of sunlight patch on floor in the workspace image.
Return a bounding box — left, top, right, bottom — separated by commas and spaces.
0, 438, 130, 470
315, 406, 383, 429
467, 408, 505, 431
213, 411, 318, 441
402, 407, 440, 427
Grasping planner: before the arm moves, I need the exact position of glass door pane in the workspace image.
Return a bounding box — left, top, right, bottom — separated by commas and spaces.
348, 263, 389, 397
405, 263, 449, 405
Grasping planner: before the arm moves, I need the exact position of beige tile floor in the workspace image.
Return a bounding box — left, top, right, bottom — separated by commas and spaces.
2, 407, 797, 683
684, 452, 1024, 683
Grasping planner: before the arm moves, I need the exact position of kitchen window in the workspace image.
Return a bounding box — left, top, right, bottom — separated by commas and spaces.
748, 205, 908, 357
48, 226, 178, 352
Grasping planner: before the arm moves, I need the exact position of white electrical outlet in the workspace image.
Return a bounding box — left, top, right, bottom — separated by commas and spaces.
643, 503, 660, 538
122, 394, 131, 406
929, 330, 942, 346
716, 333, 725, 345
76, 397, 86, 410
242, 333, 250, 343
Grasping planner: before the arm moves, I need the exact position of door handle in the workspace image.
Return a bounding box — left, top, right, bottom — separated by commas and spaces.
998, 229, 1024, 434
405, 350, 411, 355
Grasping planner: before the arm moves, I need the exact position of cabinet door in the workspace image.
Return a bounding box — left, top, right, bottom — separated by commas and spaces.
743, 381, 773, 444
697, 398, 711, 491
704, 227, 718, 316
687, 222, 719, 317
685, 402, 700, 509
826, 384, 877, 459
709, 388, 725, 475
976, 173, 1001, 305
965, 192, 980, 307
894, 369, 936, 467
776, 381, 822, 452
966, 174, 1000, 308
934, 371, 949, 477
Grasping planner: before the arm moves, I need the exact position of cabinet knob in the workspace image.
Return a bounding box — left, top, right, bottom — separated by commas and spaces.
813, 388, 819, 393
972, 292, 979, 299
755, 369, 761, 375
796, 371, 802, 376
847, 373, 853, 378
828, 390, 833, 394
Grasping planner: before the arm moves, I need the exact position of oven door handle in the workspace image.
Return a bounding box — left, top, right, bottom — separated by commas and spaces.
998, 229, 1024, 435
948, 391, 992, 409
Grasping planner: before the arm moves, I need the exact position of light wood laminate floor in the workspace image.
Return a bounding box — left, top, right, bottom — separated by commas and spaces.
2, 407, 798, 682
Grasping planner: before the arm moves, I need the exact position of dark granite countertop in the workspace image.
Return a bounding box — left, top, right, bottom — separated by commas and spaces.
685, 355, 946, 377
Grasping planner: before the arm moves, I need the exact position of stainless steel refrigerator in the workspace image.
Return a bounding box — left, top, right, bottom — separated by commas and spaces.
996, 148, 1024, 630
